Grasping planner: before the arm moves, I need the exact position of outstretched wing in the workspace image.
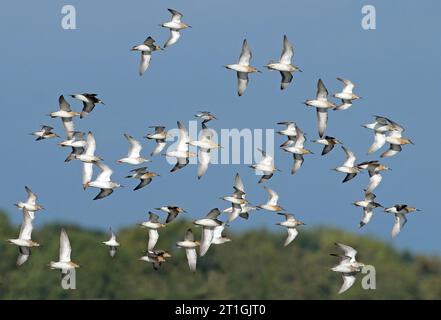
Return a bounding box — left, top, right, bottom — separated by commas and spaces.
125, 134, 143, 158
164, 29, 181, 48
392, 213, 407, 237
200, 228, 214, 257
284, 228, 298, 246
148, 229, 159, 251
335, 242, 357, 259
139, 51, 152, 76
185, 248, 197, 272
280, 35, 293, 65
168, 8, 183, 22
95, 162, 113, 182
59, 229, 72, 262
316, 79, 328, 101
339, 273, 357, 294
237, 72, 248, 96
238, 39, 251, 66
25, 186, 37, 206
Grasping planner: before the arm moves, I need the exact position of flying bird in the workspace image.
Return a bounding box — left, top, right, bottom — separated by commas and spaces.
155, 206, 186, 223
59, 131, 86, 162
277, 122, 297, 148
353, 191, 383, 228
333, 77, 361, 110
102, 228, 120, 258
86, 162, 121, 200
357, 161, 390, 193
222, 173, 254, 221
211, 223, 232, 245
313, 136, 342, 156
139, 250, 172, 270
333, 146, 361, 183
49, 95, 80, 119
195, 111, 217, 124
384, 204, 420, 237
31, 125, 59, 141
189, 124, 220, 179
330, 243, 365, 294
258, 187, 285, 212
118, 134, 150, 165
176, 229, 199, 272
8, 209, 40, 266
59, 131, 86, 148
145, 126, 169, 156
49, 229, 80, 271
304, 79, 336, 138
381, 128, 413, 158
74, 131, 102, 163
70, 93, 104, 119
276, 213, 305, 246
131, 36, 162, 76
50, 95, 80, 139
249, 148, 279, 183
363, 115, 404, 154
160, 9, 191, 48
165, 121, 195, 173
193, 208, 223, 256
280, 124, 312, 174
221, 187, 248, 222
224, 39, 261, 96
14, 186, 44, 217
265, 35, 302, 90
138, 212, 166, 251
125, 167, 159, 191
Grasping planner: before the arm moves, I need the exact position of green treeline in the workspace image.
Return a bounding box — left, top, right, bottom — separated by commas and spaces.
0, 211, 440, 299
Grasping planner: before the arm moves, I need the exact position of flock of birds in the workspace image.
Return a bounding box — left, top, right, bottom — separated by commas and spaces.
7, 8, 420, 294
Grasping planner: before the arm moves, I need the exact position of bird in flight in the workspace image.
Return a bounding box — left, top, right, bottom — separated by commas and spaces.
224, 39, 261, 96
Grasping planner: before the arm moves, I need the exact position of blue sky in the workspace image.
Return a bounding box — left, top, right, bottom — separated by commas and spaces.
0, 1, 438, 255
